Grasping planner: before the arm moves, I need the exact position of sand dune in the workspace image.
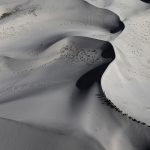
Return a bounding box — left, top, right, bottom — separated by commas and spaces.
0, 0, 150, 150
102, 3, 150, 126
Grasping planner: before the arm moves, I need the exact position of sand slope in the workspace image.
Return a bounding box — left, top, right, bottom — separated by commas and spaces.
0, 0, 150, 150
102, 2, 150, 125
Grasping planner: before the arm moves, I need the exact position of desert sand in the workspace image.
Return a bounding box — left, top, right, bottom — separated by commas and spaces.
0, 0, 150, 150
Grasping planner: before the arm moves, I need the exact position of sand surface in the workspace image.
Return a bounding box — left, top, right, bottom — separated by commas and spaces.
0, 0, 150, 149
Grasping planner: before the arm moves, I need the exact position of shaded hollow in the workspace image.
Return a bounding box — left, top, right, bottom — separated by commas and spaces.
110, 21, 125, 34
76, 42, 115, 90
141, 0, 150, 3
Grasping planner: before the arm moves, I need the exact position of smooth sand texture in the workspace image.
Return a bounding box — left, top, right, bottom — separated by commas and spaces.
0, 0, 150, 150
102, 1, 150, 125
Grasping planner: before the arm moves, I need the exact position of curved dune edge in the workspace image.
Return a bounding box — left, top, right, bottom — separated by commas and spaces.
102, 1, 150, 126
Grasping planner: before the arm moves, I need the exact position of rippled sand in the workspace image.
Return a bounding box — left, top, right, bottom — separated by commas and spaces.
0, 0, 150, 150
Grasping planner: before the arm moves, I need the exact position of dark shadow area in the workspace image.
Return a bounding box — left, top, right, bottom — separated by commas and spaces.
69, 39, 115, 114
76, 63, 111, 90
101, 42, 115, 59
143, 145, 150, 150
110, 21, 125, 34
76, 42, 115, 90
141, 0, 150, 3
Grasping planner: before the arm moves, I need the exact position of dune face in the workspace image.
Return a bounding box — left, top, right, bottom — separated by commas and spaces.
0, 0, 122, 121
0, 0, 150, 150
102, 2, 150, 126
